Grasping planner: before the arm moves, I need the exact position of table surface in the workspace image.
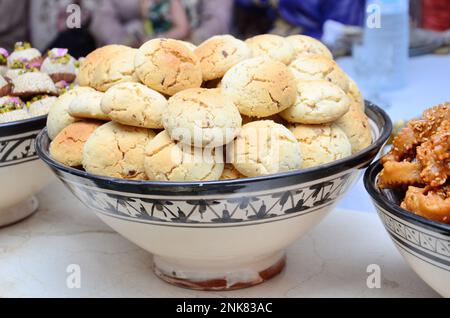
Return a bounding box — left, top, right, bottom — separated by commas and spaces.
1, 55, 448, 298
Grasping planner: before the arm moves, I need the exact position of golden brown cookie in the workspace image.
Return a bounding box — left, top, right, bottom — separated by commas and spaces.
289, 123, 351, 168
230, 120, 302, 177
82, 121, 156, 180
195, 35, 252, 81
280, 80, 350, 124
50, 121, 102, 167
335, 97, 372, 154
163, 88, 242, 147
134, 38, 202, 96
101, 82, 167, 129
286, 35, 333, 59
144, 130, 224, 181
47, 87, 96, 140
220, 164, 246, 180
68, 89, 110, 120
221, 57, 297, 117
289, 55, 349, 92
246, 34, 294, 65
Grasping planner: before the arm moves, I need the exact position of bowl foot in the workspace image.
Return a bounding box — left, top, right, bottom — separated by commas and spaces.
0, 196, 39, 228
153, 252, 286, 291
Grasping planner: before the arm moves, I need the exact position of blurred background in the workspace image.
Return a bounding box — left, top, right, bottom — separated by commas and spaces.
0, 0, 449, 57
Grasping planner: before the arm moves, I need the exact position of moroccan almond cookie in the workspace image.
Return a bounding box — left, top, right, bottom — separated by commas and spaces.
246, 34, 294, 65
50, 121, 102, 167
195, 35, 251, 81
280, 80, 350, 124
101, 82, 167, 129
144, 130, 224, 181
163, 88, 242, 147
286, 35, 333, 59
68, 89, 110, 120
47, 87, 96, 140
230, 120, 302, 177
289, 55, 349, 92
335, 98, 372, 154
134, 38, 202, 96
347, 76, 365, 111
83, 122, 156, 180
220, 164, 245, 180
221, 57, 297, 117
11, 72, 58, 97
78, 45, 137, 92
290, 123, 351, 168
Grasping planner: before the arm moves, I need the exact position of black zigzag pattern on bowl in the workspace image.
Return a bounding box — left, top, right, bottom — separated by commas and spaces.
64, 173, 353, 225
0, 131, 40, 168
378, 209, 450, 269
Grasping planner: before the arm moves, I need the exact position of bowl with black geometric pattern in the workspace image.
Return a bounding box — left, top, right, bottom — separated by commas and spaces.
364, 160, 450, 297
0, 115, 52, 227
36, 102, 392, 291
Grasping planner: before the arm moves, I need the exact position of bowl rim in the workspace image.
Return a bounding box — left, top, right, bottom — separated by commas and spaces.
36, 103, 392, 188
0, 114, 47, 136
364, 159, 450, 235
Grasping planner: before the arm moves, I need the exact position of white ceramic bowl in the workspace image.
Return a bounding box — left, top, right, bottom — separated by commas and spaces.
37, 103, 392, 291
365, 161, 450, 297
0, 116, 52, 227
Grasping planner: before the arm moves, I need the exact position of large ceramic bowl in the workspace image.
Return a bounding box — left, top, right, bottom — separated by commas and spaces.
0, 116, 53, 227
37, 103, 391, 291
364, 161, 450, 297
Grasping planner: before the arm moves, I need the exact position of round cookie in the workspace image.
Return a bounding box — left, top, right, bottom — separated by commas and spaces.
221, 57, 297, 117
195, 35, 252, 81
68, 89, 110, 120
83, 122, 155, 180
286, 35, 333, 59
289, 55, 349, 92
50, 121, 102, 167
11, 72, 58, 97
27, 96, 57, 117
78, 45, 137, 91
134, 38, 202, 96
144, 130, 224, 181
101, 82, 167, 129
335, 98, 372, 154
347, 76, 365, 111
280, 80, 350, 124
230, 120, 302, 177
245, 34, 294, 65
163, 88, 242, 147
290, 123, 351, 168
220, 164, 245, 180
47, 87, 95, 140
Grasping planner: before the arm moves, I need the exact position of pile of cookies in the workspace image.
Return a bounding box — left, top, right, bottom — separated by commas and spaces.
48, 34, 372, 182
0, 43, 80, 123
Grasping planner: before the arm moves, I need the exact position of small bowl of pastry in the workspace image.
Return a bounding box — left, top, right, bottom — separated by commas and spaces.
364, 103, 450, 297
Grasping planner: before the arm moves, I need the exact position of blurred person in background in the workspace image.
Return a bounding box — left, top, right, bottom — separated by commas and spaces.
90, 0, 190, 47
0, 0, 30, 51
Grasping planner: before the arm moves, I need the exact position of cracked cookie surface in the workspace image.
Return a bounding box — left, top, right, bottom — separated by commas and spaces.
50, 121, 102, 167
195, 35, 251, 81
245, 34, 294, 65
280, 80, 350, 124
101, 82, 167, 129
82, 121, 156, 180
163, 88, 242, 147
230, 120, 302, 177
289, 55, 349, 92
286, 35, 333, 59
144, 130, 224, 181
134, 38, 203, 96
47, 87, 96, 140
222, 57, 297, 118
290, 123, 351, 168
